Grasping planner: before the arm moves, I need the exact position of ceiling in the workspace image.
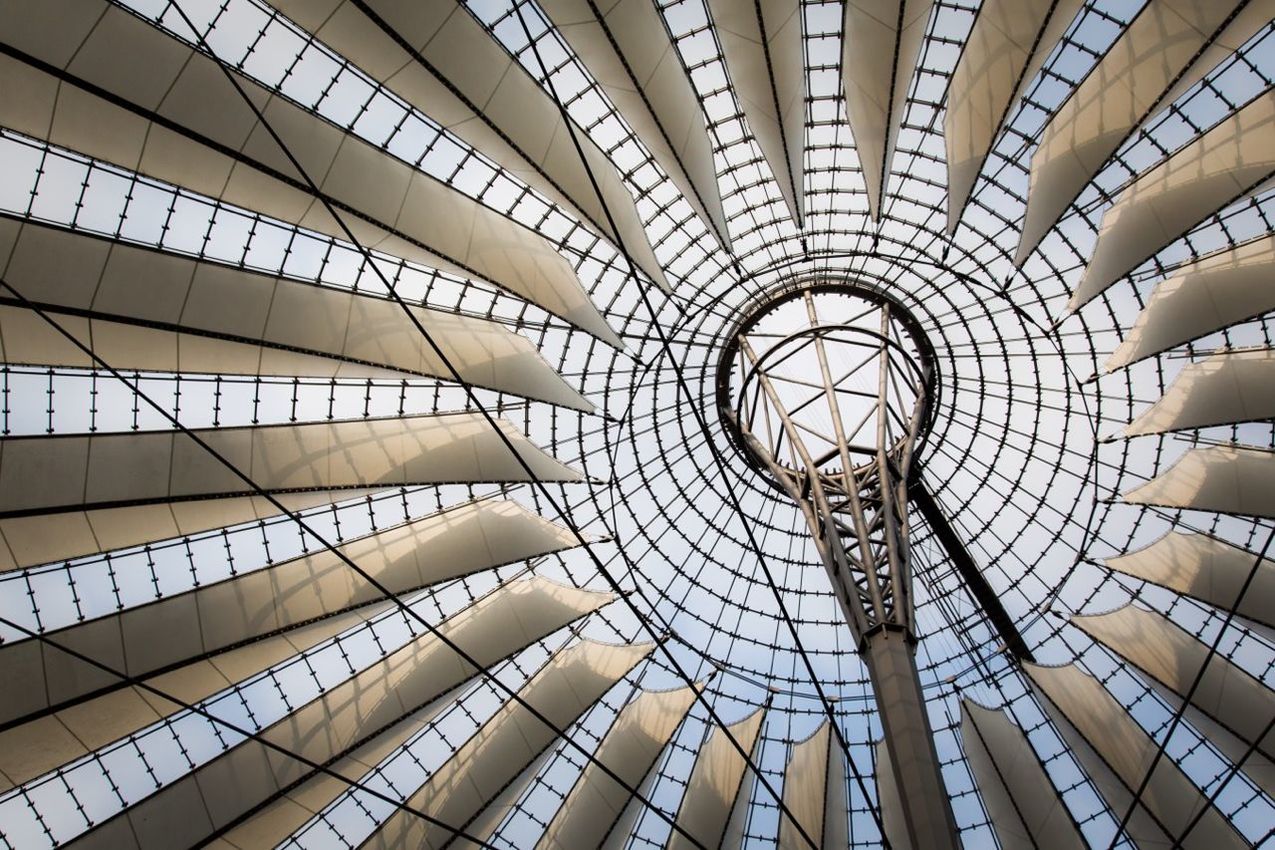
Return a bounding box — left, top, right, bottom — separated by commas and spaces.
0, 0, 1272, 847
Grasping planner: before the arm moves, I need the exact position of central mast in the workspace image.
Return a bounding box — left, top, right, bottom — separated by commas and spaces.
719, 281, 960, 850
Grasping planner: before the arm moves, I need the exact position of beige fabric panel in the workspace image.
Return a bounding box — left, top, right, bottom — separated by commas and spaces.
841, 0, 934, 220
719, 731, 759, 850
667, 706, 767, 850
0, 304, 406, 381
1125, 349, 1275, 435
1068, 90, 1275, 312
458, 747, 557, 848
0, 489, 368, 573
599, 752, 664, 850
539, 0, 731, 249
822, 725, 848, 850
1123, 445, 1275, 518
945, 0, 1084, 233
0, 220, 592, 410
874, 739, 913, 850
537, 682, 700, 849
707, 0, 805, 223
1015, 0, 1262, 264
0, 413, 581, 518
1149, 679, 1275, 802
67, 577, 611, 849
0, 499, 584, 720
219, 690, 464, 850
779, 720, 831, 849
267, 0, 670, 294
1027, 668, 1177, 848
0, 602, 390, 790
363, 639, 655, 850
1026, 662, 1246, 849
1160, 1, 1275, 108
1107, 236, 1275, 370
1105, 531, 1275, 630
1072, 605, 1275, 786
0, 3, 620, 347
959, 700, 1084, 850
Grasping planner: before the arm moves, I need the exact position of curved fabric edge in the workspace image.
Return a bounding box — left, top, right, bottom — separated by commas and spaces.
1122, 445, 1275, 518
1015, 0, 1264, 266
1104, 531, 1275, 630
538, 0, 731, 251
1105, 234, 1275, 370
1124, 349, 1275, 436
945, 0, 1084, 234
1066, 90, 1275, 313
959, 700, 1085, 850
0, 413, 583, 520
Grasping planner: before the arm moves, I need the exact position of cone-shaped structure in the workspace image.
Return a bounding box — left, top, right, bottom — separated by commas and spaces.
2, 1, 1274, 847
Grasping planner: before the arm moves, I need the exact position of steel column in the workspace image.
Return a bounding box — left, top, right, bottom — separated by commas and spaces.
722, 285, 961, 849
866, 625, 961, 850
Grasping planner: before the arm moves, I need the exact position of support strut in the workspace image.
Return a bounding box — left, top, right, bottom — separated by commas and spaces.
908, 474, 1035, 662
866, 625, 961, 850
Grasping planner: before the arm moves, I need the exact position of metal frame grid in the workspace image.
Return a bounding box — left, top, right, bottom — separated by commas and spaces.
0, 0, 1272, 847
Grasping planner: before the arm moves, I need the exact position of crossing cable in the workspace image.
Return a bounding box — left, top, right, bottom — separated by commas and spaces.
0, 261, 699, 850
1176, 676, 1275, 843
0, 608, 512, 850
1102, 521, 1275, 849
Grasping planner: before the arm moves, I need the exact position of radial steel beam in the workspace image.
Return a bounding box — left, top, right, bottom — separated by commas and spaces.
908, 472, 1036, 662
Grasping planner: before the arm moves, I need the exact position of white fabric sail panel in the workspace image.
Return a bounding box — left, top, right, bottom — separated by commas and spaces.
0, 602, 391, 789
1068, 89, 1275, 312
216, 690, 463, 850
779, 720, 845, 849
254, 577, 613, 793
0, 5, 621, 348
1105, 531, 1275, 630
538, 0, 731, 250
1149, 678, 1275, 803
945, 0, 1084, 233
0, 304, 404, 382
0, 220, 593, 411
720, 732, 760, 850
874, 739, 913, 850
1026, 662, 1247, 849
822, 730, 849, 850
1125, 349, 1275, 436
266, 0, 670, 294
959, 701, 1085, 850
1107, 235, 1275, 370
363, 639, 655, 850
1123, 445, 1275, 518
1157, 1, 1275, 110
0, 413, 580, 519
459, 748, 557, 848
667, 706, 767, 850
599, 753, 664, 850
706, 0, 806, 224
64, 577, 610, 849
841, 0, 935, 220
537, 683, 700, 850
1015, 0, 1264, 265
1027, 668, 1185, 848
1072, 605, 1275, 796
0, 499, 585, 718
0, 490, 367, 573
